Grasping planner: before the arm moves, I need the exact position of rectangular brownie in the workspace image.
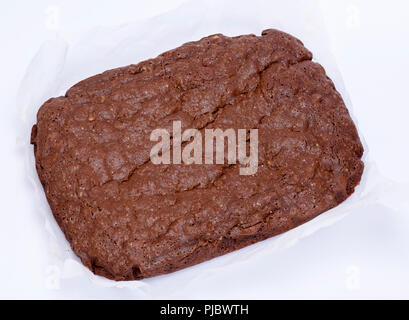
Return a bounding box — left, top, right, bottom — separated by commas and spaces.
31, 29, 363, 280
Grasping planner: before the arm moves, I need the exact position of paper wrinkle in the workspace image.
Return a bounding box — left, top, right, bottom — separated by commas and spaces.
17, 0, 397, 295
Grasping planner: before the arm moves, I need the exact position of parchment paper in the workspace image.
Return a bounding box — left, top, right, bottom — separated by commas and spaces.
17, 0, 393, 296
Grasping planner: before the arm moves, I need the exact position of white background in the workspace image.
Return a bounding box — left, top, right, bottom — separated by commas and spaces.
1, 0, 409, 299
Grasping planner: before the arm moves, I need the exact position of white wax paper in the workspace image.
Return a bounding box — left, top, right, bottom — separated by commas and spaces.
17, 0, 396, 296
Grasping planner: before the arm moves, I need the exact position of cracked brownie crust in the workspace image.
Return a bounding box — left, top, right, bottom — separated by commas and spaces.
31, 29, 364, 280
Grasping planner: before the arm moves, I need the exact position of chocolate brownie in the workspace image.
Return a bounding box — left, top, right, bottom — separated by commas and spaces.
31, 29, 364, 280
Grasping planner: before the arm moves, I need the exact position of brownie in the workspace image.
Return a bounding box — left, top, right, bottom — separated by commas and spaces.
31, 29, 364, 280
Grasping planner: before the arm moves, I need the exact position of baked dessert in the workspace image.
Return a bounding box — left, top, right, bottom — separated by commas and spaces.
31, 29, 364, 280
